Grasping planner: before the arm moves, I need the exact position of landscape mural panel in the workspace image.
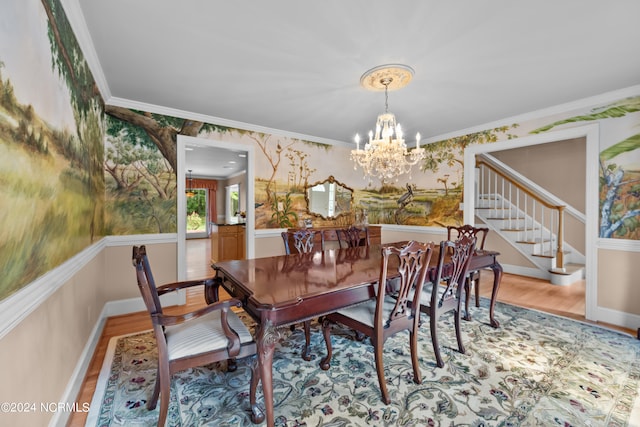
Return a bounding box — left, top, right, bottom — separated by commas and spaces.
0, 0, 104, 300
108, 95, 640, 240
493, 96, 640, 240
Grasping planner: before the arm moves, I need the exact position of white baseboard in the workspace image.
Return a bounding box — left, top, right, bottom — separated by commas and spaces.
49, 306, 108, 427
500, 264, 550, 280
595, 306, 640, 332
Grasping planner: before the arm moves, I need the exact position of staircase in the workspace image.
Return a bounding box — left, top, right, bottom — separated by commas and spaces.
475, 155, 585, 285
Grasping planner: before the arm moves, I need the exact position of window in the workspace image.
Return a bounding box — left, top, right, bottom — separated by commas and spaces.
226, 184, 240, 224
186, 189, 208, 235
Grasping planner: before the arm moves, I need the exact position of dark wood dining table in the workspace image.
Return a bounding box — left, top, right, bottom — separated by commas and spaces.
205, 243, 502, 426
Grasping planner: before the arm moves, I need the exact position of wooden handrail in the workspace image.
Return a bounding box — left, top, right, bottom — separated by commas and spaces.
477, 160, 564, 211
477, 159, 566, 270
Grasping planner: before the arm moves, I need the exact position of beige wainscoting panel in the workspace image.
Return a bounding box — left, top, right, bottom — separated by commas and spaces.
255, 234, 287, 258
103, 243, 177, 302
0, 253, 105, 426
597, 248, 639, 315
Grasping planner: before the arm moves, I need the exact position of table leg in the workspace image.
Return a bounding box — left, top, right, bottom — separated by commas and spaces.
302, 320, 312, 361
251, 319, 280, 426
489, 262, 503, 328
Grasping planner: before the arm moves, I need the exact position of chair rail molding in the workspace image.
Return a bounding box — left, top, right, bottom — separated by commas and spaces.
0, 239, 105, 340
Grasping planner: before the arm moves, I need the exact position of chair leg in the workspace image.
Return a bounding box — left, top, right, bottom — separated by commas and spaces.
302, 320, 312, 361
319, 318, 333, 370
227, 358, 237, 372
475, 271, 481, 308
410, 327, 422, 385
454, 308, 466, 354
373, 337, 391, 405
430, 314, 444, 368
147, 365, 161, 410
156, 364, 171, 427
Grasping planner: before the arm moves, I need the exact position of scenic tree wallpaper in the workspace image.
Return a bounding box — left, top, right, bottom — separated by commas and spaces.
0, 0, 103, 300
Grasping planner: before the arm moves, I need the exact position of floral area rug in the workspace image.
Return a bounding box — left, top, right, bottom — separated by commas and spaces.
86, 300, 640, 426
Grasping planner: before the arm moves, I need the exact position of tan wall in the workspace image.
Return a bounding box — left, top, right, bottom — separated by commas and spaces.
597, 248, 640, 316
255, 234, 286, 258
102, 243, 177, 302
254, 228, 448, 259
0, 253, 105, 426
379, 228, 445, 245
490, 137, 586, 212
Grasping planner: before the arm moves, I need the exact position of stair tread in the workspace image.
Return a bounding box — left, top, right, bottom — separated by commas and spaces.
486, 217, 526, 220
476, 193, 582, 274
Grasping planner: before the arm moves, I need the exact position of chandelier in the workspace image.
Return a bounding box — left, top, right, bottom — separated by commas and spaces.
185, 169, 195, 198
351, 64, 426, 183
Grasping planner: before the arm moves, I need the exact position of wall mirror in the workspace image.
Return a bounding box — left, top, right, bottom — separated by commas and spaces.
305, 175, 354, 220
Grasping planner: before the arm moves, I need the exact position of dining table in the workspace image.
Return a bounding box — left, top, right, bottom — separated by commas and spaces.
205, 242, 502, 426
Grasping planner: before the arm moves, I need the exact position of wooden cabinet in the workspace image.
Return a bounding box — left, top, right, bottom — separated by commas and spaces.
367, 225, 381, 245
211, 224, 245, 262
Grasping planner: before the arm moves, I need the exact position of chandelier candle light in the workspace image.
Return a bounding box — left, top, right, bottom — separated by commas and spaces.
351, 64, 426, 183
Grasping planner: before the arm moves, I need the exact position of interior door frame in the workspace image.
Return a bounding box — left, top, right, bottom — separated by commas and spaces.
177, 135, 255, 281
463, 124, 599, 321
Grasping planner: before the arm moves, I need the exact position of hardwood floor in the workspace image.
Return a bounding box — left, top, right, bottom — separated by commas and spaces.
67, 238, 635, 426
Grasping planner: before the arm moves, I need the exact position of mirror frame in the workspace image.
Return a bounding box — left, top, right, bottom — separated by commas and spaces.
304, 175, 354, 220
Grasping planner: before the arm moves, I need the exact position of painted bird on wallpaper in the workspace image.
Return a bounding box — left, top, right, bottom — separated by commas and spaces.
397, 183, 414, 210
395, 183, 415, 224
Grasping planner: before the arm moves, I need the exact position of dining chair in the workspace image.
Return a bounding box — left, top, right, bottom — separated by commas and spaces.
281, 229, 323, 361
418, 235, 476, 368
132, 245, 261, 426
320, 240, 434, 404
447, 224, 489, 317
337, 225, 370, 248
282, 228, 324, 254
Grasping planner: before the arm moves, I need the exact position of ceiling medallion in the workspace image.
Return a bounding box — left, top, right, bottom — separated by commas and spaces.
359, 64, 414, 91
351, 64, 425, 183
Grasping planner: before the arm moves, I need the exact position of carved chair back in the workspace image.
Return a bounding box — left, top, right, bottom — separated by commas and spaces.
337, 226, 370, 248
282, 229, 323, 254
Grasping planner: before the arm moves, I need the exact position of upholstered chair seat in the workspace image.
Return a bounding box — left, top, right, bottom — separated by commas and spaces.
165, 309, 254, 361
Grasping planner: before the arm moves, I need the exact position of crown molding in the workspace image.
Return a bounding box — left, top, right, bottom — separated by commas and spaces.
0, 238, 106, 340
107, 96, 351, 148
423, 84, 640, 145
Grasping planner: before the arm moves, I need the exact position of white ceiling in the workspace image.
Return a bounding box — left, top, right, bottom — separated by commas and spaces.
184, 139, 247, 179
72, 1, 640, 177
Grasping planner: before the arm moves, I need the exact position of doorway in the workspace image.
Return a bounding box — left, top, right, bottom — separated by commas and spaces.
177, 135, 255, 281
186, 187, 209, 239
463, 124, 599, 321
